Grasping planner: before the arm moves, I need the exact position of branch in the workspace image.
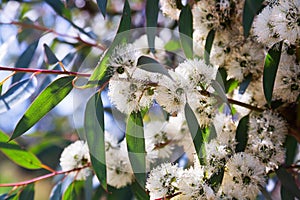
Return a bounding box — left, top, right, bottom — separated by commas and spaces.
0, 164, 91, 187
227, 98, 264, 112
0, 21, 106, 50
0, 66, 91, 77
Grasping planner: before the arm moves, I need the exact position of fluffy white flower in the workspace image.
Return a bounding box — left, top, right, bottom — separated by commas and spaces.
226, 41, 265, 82
178, 167, 215, 200
108, 78, 154, 114
253, 6, 281, 47
272, 0, 300, 45
59, 140, 92, 180
146, 163, 183, 200
246, 110, 288, 170
107, 43, 141, 78
220, 153, 266, 200
106, 140, 134, 188
175, 58, 218, 90
274, 52, 300, 103
155, 71, 191, 114
159, 0, 181, 20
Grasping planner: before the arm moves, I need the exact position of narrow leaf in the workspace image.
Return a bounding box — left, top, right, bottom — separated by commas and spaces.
281, 186, 295, 200
131, 181, 150, 200
0, 130, 42, 169
211, 79, 229, 106
84, 92, 107, 191
11, 76, 75, 140
243, 0, 264, 38
239, 74, 252, 94
97, 0, 108, 17
87, 0, 131, 87
276, 166, 300, 199
49, 182, 62, 200
19, 184, 34, 200
126, 111, 146, 189
208, 167, 224, 191
184, 103, 206, 165
45, 0, 71, 19
12, 40, 39, 83
0, 77, 37, 114
204, 29, 215, 65
44, 44, 59, 65
146, 0, 159, 53
179, 5, 193, 59
263, 41, 283, 105
137, 56, 173, 80
235, 115, 249, 153
285, 135, 297, 166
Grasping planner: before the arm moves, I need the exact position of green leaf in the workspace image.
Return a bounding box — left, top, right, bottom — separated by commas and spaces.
211, 79, 229, 106
281, 186, 295, 200
137, 56, 173, 80
184, 103, 206, 165
0, 130, 42, 169
87, 0, 131, 87
44, 44, 59, 65
239, 74, 252, 94
146, 0, 159, 53
84, 92, 107, 191
225, 79, 239, 93
49, 182, 62, 200
285, 135, 297, 166
0, 84, 2, 95
97, 0, 108, 17
243, 0, 264, 38
11, 76, 75, 140
276, 166, 300, 199
12, 40, 39, 83
164, 40, 181, 51
0, 77, 37, 114
204, 29, 215, 65
235, 115, 249, 153
63, 181, 84, 200
179, 4, 193, 59
19, 184, 34, 200
45, 0, 71, 19
126, 111, 146, 189
131, 181, 150, 200
208, 166, 224, 192
263, 41, 283, 106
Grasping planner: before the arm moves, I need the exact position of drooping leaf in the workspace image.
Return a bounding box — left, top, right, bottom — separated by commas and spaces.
184, 103, 206, 165
19, 184, 34, 200
276, 166, 300, 199
239, 74, 252, 94
204, 29, 215, 65
96, 0, 108, 17
44, 0, 71, 19
243, 0, 264, 38
179, 4, 193, 59
12, 40, 39, 83
235, 115, 249, 153
211, 79, 229, 106
84, 92, 107, 191
131, 181, 150, 200
146, 0, 159, 53
11, 76, 75, 140
0, 77, 37, 114
49, 181, 62, 200
285, 135, 297, 166
208, 166, 224, 192
137, 56, 173, 80
63, 182, 79, 200
44, 44, 59, 65
263, 41, 283, 106
126, 111, 146, 189
87, 0, 131, 87
0, 130, 42, 169
281, 186, 295, 200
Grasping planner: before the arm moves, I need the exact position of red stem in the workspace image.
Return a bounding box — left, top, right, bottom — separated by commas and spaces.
0, 165, 90, 187
0, 66, 91, 77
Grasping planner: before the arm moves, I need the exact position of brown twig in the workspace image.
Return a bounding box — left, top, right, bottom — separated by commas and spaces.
227, 98, 265, 112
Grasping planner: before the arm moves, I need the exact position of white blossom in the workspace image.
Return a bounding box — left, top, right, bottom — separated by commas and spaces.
59, 140, 92, 180
159, 0, 181, 20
